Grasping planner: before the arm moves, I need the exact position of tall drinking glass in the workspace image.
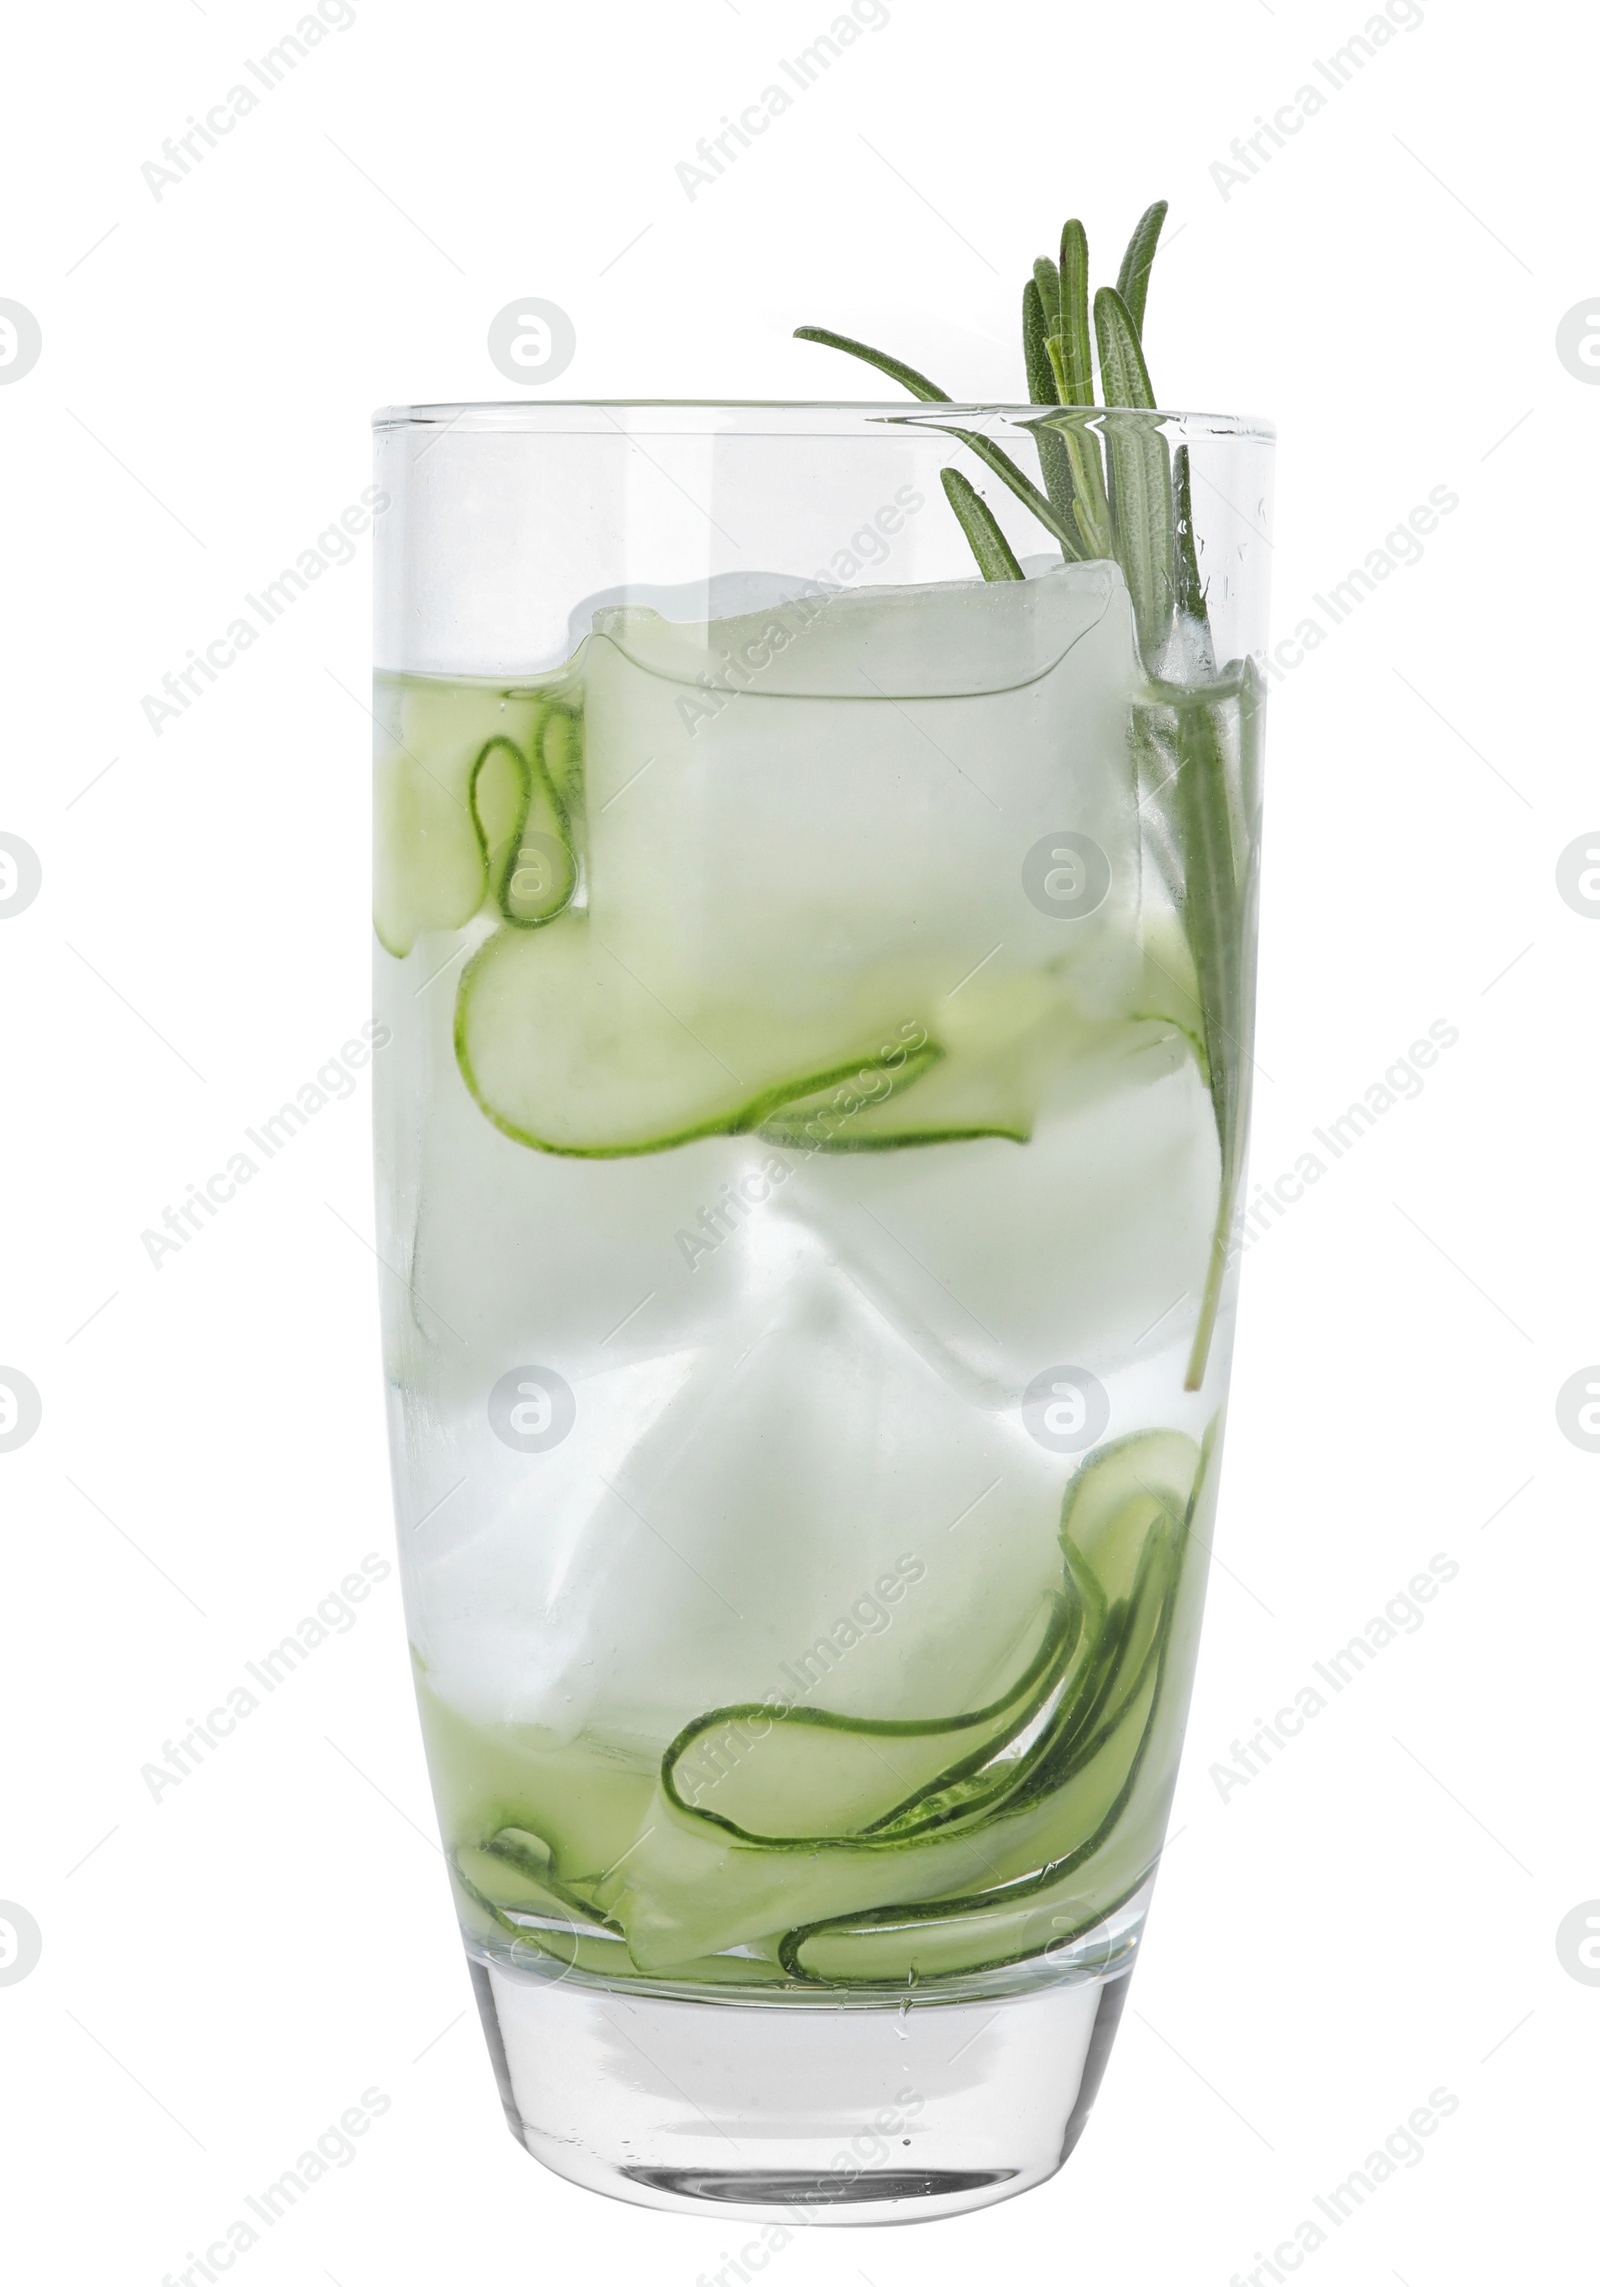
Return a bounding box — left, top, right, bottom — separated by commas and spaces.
372, 402, 1273, 2222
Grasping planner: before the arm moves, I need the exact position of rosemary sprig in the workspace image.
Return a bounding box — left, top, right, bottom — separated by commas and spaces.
793, 203, 1176, 590
794, 200, 1262, 1388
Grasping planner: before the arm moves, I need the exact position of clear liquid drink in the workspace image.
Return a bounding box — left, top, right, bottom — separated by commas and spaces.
373, 402, 1272, 2219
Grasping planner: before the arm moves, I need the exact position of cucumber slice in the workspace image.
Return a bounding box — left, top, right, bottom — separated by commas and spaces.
606, 1427, 1205, 1977
760, 971, 1181, 1153
608, 1793, 1014, 1973
456, 1846, 589, 1925
776, 1438, 1202, 1982
539, 701, 584, 806
455, 911, 934, 1158
468, 735, 575, 926
457, 1825, 616, 1921
765, 1051, 1033, 1151
782, 1662, 1165, 1983
372, 674, 579, 957
1059, 1428, 1196, 1596
374, 746, 485, 960
454, 1830, 808, 1985
538, 703, 587, 886
759, 972, 1062, 1151
452, 1825, 630, 1978
778, 1491, 1190, 1983
660, 1592, 1077, 1847
755, 1037, 952, 1150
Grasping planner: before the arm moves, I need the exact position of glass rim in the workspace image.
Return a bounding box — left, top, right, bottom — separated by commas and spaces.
373, 399, 1275, 441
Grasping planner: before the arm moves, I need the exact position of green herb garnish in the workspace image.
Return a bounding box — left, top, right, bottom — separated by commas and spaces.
796, 200, 1262, 1387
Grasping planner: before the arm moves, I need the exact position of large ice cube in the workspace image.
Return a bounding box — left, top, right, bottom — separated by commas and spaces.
405, 1203, 1071, 1746
578, 564, 1143, 1025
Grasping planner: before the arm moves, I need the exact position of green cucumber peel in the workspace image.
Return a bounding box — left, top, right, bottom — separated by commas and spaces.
660, 1587, 1083, 1849
779, 1680, 1164, 1984
467, 727, 577, 927
539, 700, 583, 799
775, 1428, 1212, 1983
758, 1039, 1032, 1152
451, 1848, 629, 1982
454, 1832, 623, 1935
863, 1548, 1112, 1843
649, 1426, 1205, 1986
778, 1612, 1169, 1982
761, 1117, 1032, 1154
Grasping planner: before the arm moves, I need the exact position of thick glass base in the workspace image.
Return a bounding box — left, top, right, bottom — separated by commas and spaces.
468, 1935, 1136, 2224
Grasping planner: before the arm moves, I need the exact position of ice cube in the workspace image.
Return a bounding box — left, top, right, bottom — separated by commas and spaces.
577, 564, 1144, 1026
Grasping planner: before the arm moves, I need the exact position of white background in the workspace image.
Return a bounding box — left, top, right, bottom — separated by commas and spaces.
1, 1, 1592, 2280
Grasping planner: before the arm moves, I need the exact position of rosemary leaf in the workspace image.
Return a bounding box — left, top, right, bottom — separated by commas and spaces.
940, 468, 1024, 581
792, 326, 950, 401
1094, 285, 1173, 663
1032, 257, 1062, 339
929, 416, 1078, 553
795, 318, 1070, 550
1023, 279, 1061, 405
1057, 220, 1095, 405
1024, 279, 1079, 541
1237, 653, 1267, 847
1173, 442, 1206, 622
1029, 408, 1110, 560
1115, 200, 1168, 340
1093, 283, 1157, 411
1173, 443, 1216, 672
1171, 688, 1245, 1388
